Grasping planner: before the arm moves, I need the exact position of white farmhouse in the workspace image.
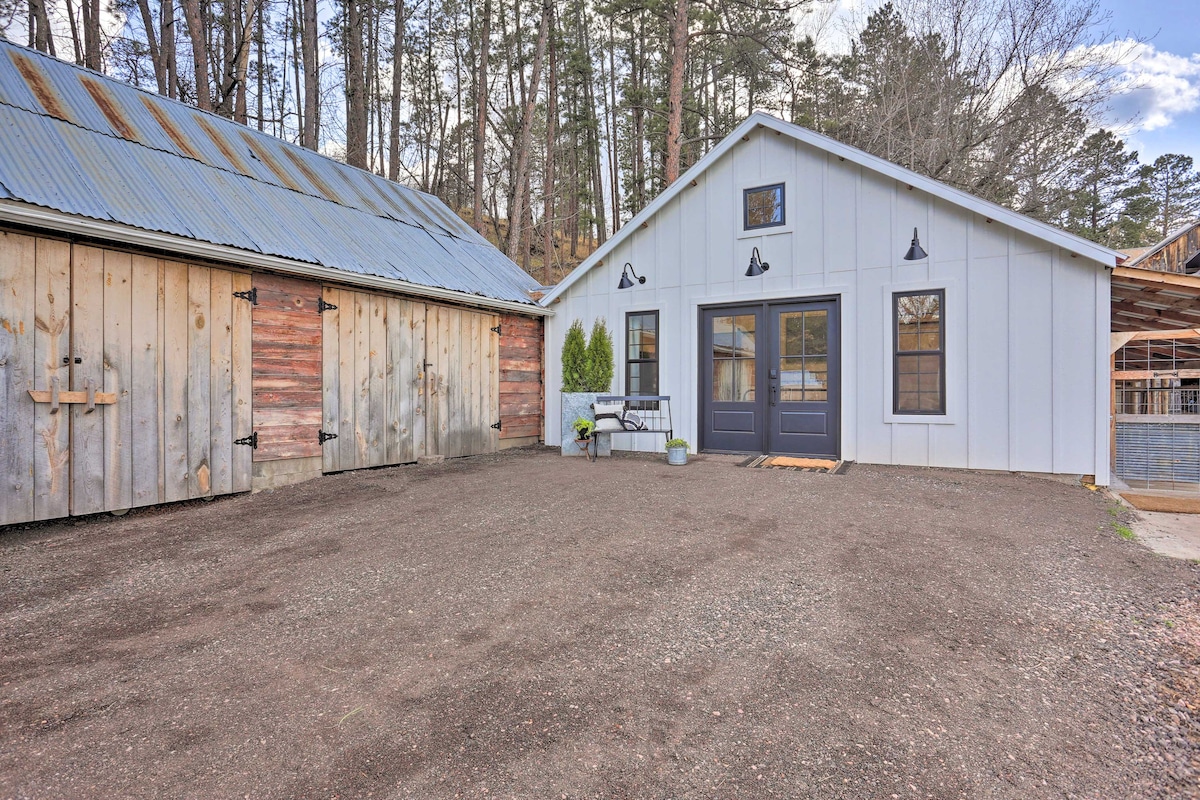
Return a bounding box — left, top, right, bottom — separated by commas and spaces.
541, 113, 1122, 484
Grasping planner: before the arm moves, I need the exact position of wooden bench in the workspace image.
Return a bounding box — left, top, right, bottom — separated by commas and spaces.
593, 395, 673, 443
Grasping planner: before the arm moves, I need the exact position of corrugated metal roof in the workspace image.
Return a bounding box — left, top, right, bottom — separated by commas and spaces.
0, 41, 539, 307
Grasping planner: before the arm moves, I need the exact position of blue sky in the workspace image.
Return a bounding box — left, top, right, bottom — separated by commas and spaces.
816, 0, 1199, 166
1100, 0, 1199, 163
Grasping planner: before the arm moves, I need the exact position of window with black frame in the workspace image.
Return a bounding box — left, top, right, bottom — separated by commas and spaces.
893, 290, 945, 414
743, 183, 785, 230
626, 311, 659, 410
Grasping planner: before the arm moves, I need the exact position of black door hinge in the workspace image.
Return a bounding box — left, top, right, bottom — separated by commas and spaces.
318, 297, 338, 314
490, 421, 502, 431
234, 431, 258, 449
233, 287, 258, 305
490, 324, 502, 335
318, 430, 338, 445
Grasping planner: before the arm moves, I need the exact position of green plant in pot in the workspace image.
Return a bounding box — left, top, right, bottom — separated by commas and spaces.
573, 418, 597, 441
665, 438, 690, 466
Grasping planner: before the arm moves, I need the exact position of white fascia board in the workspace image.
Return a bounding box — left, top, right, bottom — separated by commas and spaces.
0, 200, 552, 317
541, 112, 1119, 307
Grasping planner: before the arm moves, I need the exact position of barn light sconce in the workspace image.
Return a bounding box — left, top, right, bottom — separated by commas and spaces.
617, 262, 645, 290
745, 247, 769, 277
903, 227, 928, 261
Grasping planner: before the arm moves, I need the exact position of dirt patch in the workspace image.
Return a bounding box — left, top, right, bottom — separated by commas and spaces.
2, 448, 1198, 798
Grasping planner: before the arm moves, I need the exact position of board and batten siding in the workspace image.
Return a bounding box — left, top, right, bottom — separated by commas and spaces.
0, 230, 253, 525
544, 129, 1111, 483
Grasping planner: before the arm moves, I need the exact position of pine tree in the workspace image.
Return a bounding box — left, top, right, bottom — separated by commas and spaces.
561, 319, 588, 392
1143, 154, 1200, 240
585, 317, 614, 392
1065, 129, 1141, 247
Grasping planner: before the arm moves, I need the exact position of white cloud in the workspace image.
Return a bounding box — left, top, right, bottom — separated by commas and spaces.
1097, 40, 1200, 132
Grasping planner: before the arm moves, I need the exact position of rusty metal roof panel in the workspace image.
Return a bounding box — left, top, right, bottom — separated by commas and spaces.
0, 42, 539, 305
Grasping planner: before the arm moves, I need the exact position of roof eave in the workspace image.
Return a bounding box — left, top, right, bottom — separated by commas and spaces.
0, 199, 552, 317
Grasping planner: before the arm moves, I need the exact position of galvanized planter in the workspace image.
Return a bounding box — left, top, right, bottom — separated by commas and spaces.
560, 392, 611, 457
667, 445, 688, 466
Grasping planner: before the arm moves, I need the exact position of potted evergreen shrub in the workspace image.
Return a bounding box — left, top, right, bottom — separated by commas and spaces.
560, 318, 615, 458
665, 438, 690, 466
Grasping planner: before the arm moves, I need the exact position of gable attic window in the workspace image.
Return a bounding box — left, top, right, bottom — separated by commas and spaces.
893, 290, 945, 415
744, 183, 785, 230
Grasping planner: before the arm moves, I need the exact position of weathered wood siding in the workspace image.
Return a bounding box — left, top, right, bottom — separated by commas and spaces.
1136, 223, 1200, 274
322, 287, 424, 471
498, 314, 543, 440
321, 292, 499, 471
252, 273, 323, 461
0, 232, 252, 526
425, 304, 500, 458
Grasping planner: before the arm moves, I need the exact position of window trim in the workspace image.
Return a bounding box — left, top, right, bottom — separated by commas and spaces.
743, 183, 786, 231
625, 310, 660, 408
892, 289, 946, 416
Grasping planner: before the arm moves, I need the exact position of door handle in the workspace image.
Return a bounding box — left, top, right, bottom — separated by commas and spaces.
770, 382, 778, 407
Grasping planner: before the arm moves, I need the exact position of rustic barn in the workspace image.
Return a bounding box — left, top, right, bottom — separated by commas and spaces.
541, 113, 1121, 484
0, 41, 547, 526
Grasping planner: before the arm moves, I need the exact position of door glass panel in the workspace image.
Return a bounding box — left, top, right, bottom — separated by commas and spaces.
733, 315, 756, 358
712, 313, 756, 402
778, 310, 828, 402
712, 315, 733, 358
804, 311, 827, 355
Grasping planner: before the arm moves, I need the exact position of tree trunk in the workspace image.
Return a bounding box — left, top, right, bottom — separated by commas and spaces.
388, 0, 404, 177
345, 0, 368, 168
542, 14, 556, 285
64, 0, 83, 65
505, 0, 551, 260
664, 0, 688, 184
29, 0, 56, 56
471, 0, 490, 231
136, 0, 166, 92
181, 0, 212, 109
162, 0, 177, 97
81, 0, 102, 70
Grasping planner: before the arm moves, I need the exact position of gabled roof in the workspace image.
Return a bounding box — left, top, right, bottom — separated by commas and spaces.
0, 41, 544, 313
542, 112, 1122, 305
1126, 218, 1200, 274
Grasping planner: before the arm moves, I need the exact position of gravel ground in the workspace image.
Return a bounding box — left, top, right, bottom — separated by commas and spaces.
1, 447, 1197, 799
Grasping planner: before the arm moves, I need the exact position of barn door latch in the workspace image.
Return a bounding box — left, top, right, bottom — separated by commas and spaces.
318, 430, 338, 445
318, 297, 338, 314
234, 431, 258, 449
490, 324, 502, 335
491, 421, 502, 431
233, 287, 258, 305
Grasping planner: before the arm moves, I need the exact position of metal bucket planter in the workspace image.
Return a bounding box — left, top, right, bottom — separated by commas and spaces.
667, 445, 688, 466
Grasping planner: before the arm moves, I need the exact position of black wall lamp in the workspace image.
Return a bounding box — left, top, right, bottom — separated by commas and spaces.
617, 262, 645, 289
745, 246, 769, 277
903, 227, 928, 261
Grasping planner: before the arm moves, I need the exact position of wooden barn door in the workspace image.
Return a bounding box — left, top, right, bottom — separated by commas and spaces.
319, 290, 499, 473
251, 275, 324, 462
425, 304, 500, 459
321, 287, 425, 472
0, 232, 253, 526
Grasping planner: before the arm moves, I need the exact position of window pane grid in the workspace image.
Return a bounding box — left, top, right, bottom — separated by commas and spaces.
893, 290, 945, 415
626, 311, 659, 410
743, 183, 785, 230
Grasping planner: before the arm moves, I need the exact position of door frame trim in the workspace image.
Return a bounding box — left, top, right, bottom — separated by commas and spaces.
698, 294, 842, 456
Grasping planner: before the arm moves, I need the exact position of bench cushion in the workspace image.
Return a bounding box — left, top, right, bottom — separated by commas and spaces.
593, 402, 626, 433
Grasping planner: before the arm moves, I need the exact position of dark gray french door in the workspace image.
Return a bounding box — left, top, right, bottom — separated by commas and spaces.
700, 298, 840, 458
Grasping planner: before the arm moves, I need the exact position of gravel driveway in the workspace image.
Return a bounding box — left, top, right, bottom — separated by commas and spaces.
2, 448, 1197, 798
